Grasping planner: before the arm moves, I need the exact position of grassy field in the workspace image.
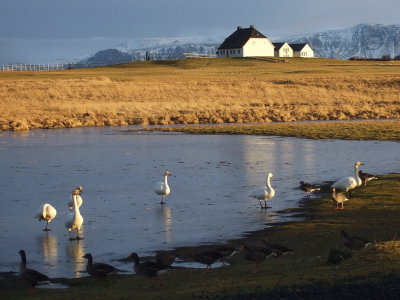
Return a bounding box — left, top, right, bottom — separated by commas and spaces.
2, 174, 400, 299
1, 57, 400, 131
142, 120, 400, 141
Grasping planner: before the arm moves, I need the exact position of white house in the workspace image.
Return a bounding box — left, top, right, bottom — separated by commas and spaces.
272, 42, 293, 57
289, 43, 314, 58
217, 25, 275, 58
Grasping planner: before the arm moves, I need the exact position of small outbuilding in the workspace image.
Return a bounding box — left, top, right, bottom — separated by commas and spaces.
217, 25, 275, 58
289, 43, 314, 58
272, 42, 293, 57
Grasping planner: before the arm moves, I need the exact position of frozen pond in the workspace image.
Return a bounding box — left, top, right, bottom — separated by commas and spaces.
0, 126, 399, 278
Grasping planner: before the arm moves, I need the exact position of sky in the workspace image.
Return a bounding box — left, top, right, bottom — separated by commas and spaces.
1, 0, 400, 64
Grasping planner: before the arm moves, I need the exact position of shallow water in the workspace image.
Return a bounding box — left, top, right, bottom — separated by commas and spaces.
0, 127, 399, 278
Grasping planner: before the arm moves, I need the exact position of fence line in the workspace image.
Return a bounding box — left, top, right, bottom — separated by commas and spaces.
1, 63, 69, 71
1, 52, 218, 71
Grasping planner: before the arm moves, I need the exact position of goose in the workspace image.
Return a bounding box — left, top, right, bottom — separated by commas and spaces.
212, 245, 239, 266
299, 181, 320, 198
82, 253, 118, 278
18, 250, 50, 286
113, 252, 137, 262
131, 253, 171, 278
331, 161, 363, 197
153, 171, 171, 204
249, 172, 275, 209
358, 170, 378, 186
68, 186, 83, 211
35, 203, 57, 231
261, 238, 293, 256
192, 250, 224, 269
155, 251, 176, 268
65, 195, 84, 240
240, 244, 275, 273
340, 230, 373, 250
331, 188, 348, 209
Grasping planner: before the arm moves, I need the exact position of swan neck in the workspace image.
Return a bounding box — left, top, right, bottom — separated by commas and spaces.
164, 175, 169, 186
41, 204, 48, 218
73, 195, 80, 214
266, 175, 273, 189
354, 164, 361, 182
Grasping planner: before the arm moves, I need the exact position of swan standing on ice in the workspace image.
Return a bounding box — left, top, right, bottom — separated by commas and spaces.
331, 161, 363, 197
65, 195, 84, 240
249, 172, 275, 209
35, 203, 57, 231
154, 171, 171, 204
68, 186, 83, 211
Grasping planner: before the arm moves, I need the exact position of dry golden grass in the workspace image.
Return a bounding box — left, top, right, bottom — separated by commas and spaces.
1, 57, 400, 130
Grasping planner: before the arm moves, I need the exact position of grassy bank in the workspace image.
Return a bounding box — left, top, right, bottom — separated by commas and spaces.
1, 58, 400, 131
141, 120, 400, 141
2, 174, 400, 299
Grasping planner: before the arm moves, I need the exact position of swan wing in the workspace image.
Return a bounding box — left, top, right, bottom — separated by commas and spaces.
45, 204, 57, 219
65, 212, 74, 229
154, 182, 166, 195
332, 177, 357, 190
249, 187, 270, 200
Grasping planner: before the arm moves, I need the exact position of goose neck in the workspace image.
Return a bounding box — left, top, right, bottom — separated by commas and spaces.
20, 252, 27, 267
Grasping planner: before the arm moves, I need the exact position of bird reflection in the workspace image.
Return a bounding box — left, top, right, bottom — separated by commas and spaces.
38, 233, 58, 266
258, 209, 278, 223
66, 239, 85, 278
156, 206, 173, 243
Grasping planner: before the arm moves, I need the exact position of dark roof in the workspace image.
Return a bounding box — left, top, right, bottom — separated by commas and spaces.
218, 26, 269, 50
289, 43, 308, 51
272, 42, 287, 50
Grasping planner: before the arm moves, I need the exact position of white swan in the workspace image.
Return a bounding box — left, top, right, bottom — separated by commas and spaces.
65, 195, 84, 240
153, 171, 171, 204
35, 203, 57, 231
331, 161, 363, 197
68, 186, 83, 211
249, 172, 275, 209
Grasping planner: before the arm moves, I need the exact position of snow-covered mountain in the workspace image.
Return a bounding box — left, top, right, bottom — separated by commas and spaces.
77, 24, 400, 66
281, 24, 400, 59
77, 38, 219, 67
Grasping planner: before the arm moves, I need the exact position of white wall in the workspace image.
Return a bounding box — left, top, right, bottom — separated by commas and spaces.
243, 38, 274, 57
217, 48, 243, 58
275, 43, 293, 57
293, 44, 314, 58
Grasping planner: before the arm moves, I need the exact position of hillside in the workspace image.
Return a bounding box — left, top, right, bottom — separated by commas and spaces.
284, 23, 400, 59
0, 57, 399, 131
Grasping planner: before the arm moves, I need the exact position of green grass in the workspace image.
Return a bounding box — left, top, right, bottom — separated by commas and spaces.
141, 120, 400, 141
2, 174, 400, 299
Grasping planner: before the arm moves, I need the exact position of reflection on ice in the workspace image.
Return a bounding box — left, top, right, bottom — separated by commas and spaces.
0, 127, 398, 279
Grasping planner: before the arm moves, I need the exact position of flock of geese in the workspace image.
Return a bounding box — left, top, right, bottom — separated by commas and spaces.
17, 163, 378, 286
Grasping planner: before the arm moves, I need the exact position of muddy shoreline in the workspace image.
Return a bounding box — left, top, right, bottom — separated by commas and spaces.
2, 174, 400, 299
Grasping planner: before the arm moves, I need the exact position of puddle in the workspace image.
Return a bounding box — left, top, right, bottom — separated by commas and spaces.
0, 126, 399, 278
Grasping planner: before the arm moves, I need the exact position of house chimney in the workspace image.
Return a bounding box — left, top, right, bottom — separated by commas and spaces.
250, 25, 255, 28
237, 26, 242, 30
